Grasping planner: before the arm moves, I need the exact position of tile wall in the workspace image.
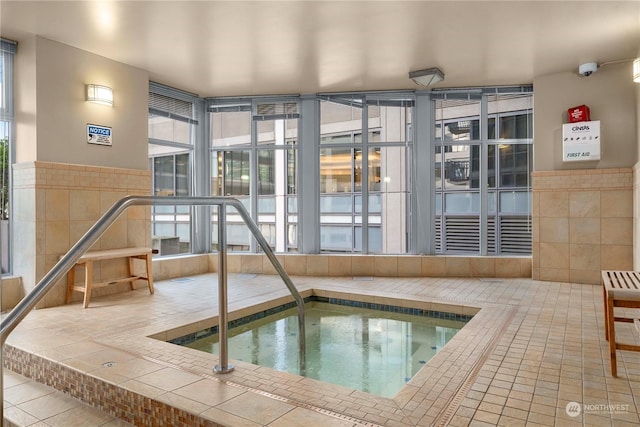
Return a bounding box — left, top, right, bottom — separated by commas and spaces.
206, 253, 532, 278
532, 168, 633, 284
1, 276, 23, 312
12, 162, 151, 308
634, 162, 640, 270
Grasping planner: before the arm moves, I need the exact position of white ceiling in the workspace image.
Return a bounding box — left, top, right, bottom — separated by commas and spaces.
2, 1, 639, 97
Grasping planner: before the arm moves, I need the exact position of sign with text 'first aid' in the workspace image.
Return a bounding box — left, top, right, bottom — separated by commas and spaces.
562, 120, 600, 162
87, 124, 112, 146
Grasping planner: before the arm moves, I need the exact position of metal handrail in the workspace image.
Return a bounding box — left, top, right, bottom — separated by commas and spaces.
0, 196, 306, 380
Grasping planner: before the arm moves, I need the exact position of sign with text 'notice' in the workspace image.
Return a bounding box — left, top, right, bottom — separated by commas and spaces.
87, 124, 112, 146
562, 120, 600, 162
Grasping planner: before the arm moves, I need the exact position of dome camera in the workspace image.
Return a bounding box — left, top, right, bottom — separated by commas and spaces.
579, 62, 598, 77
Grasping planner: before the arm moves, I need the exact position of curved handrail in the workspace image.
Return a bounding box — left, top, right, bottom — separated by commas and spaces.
0, 195, 306, 368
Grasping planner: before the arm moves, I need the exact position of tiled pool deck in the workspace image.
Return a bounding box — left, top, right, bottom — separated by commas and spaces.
3, 273, 640, 426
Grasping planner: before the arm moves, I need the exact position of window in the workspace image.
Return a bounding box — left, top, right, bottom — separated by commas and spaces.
0, 39, 16, 274
202, 87, 530, 257
150, 153, 191, 254
434, 92, 533, 255
1, 121, 9, 273
319, 95, 413, 253
148, 83, 198, 256
209, 99, 299, 252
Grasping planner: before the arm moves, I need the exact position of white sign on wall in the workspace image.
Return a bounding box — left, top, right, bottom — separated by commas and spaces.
562, 120, 600, 162
87, 124, 112, 146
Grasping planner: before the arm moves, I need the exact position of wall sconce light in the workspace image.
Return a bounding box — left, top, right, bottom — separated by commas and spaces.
409, 67, 445, 87
86, 84, 113, 106
634, 58, 640, 83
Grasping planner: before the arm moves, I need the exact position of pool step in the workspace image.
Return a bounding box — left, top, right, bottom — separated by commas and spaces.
3, 369, 134, 426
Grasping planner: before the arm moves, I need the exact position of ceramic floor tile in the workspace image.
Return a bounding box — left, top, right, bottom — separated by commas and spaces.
172, 378, 246, 406
42, 405, 121, 427
4, 381, 55, 406
3, 405, 40, 426
135, 367, 203, 391
17, 391, 82, 420
216, 392, 295, 425
199, 406, 264, 427
3, 371, 31, 388
166, 388, 221, 413
93, 357, 164, 380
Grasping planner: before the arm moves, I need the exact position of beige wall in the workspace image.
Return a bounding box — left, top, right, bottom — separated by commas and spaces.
11, 36, 152, 307
15, 36, 149, 170
534, 62, 637, 171
635, 51, 640, 270
14, 36, 37, 162
533, 62, 638, 284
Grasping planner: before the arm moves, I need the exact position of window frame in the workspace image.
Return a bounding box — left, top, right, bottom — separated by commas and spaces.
1, 39, 16, 275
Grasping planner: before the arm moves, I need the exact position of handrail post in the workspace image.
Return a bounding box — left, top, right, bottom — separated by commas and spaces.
214, 203, 233, 374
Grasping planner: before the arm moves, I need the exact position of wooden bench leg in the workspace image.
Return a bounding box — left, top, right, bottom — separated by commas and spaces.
130, 254, 154, 295
128, 256, 136, 291
145, 253, 154, 295
608, 295, 617, 377
83, 261, 93, 309
604, 284, 609, 341
66, 265, 76, 304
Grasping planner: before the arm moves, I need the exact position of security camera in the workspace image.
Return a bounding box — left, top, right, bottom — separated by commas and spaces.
578, 62, 598, 77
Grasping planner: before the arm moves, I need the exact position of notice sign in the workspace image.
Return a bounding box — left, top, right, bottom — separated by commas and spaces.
87, 124, 112, 146
562, 120, 600, 162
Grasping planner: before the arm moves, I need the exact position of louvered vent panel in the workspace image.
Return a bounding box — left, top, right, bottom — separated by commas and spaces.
500, 216, 532, 254
487, 216, 496, 255
435, 216, 442, 253
445, 216, 479, 253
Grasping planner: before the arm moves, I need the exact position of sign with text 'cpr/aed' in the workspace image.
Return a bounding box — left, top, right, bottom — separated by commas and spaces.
87, 124, 112, 146
562, 120, 600, 162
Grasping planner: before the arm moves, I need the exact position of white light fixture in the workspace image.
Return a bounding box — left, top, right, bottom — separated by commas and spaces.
86, 84, 113, 106
634, 58, 640, 83
409, 67, 445, 87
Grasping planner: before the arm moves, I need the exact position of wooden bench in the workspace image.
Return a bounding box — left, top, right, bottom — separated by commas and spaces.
602, 270, 640, 376
66, 247, 154, 308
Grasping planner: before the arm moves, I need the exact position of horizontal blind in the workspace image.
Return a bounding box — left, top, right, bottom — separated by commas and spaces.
149, 92, 197, 125
0, 38, 17, 55
254, 101, 299, 121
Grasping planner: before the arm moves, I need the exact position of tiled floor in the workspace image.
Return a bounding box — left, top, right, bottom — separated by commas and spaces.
3, 273, 640, 426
